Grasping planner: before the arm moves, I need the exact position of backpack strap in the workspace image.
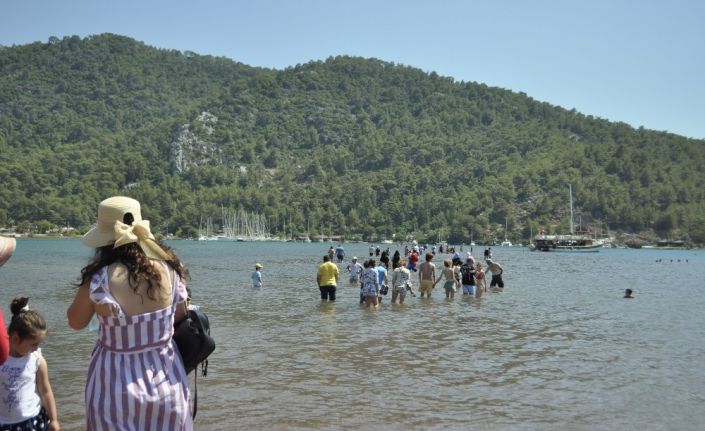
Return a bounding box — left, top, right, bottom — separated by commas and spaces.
192, 370, 198, 419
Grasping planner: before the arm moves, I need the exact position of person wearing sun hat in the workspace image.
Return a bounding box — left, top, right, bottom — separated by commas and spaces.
0, 236, 16, 365
80, 196, 171, 260
67, 196, 194, 429
252, 263, 263, 288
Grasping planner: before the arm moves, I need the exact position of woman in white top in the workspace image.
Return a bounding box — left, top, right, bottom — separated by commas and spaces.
391, 259, 414, 304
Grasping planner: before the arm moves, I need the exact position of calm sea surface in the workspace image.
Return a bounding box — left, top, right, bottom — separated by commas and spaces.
0, 239, 704, 430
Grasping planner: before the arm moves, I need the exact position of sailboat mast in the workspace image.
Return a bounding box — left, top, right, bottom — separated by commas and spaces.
569, 183, 574, 235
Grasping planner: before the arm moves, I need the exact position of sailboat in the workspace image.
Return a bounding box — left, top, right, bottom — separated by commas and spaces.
197, 216, 218, 241
531, 184, 602, 252
500, 218, 513, 247
528, 224, 536, 251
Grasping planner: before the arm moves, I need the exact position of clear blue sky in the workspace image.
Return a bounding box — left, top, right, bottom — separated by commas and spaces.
2, 0, 704, 139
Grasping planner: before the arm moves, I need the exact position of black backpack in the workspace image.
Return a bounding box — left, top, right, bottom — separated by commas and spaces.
173, 308, 215, 418
174, 308, 215, 375
460, 264, 475, 285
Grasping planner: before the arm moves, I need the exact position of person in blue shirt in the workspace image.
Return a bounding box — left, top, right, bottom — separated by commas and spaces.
252, 263, 263, 288
335, 244, 345, 262
375, 261, 388, 300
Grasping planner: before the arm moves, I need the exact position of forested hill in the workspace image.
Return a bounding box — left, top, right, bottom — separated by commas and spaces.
1, 33, 704, 244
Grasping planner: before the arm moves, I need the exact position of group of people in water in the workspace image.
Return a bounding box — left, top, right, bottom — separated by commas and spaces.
314, 244, 505, 307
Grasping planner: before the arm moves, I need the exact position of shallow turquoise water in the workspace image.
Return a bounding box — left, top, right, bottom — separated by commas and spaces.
0, 239, 703, 430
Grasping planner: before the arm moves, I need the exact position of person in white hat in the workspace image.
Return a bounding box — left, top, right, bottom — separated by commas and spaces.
346, 256, 363, 285
67, 196, 194, 429
0, 236, 16, 365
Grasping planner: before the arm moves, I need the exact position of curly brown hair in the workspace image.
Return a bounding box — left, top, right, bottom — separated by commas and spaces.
78, 240, 188, 301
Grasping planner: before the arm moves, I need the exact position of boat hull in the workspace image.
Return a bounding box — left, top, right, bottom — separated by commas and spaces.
532, 234, 603, 253
533, 245, 600, 253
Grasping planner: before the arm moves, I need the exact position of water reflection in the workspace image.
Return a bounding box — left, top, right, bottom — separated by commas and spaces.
0, 240, 703, 429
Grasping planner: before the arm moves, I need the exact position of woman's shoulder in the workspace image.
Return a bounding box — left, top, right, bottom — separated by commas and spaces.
106, 262, 126, 277
107, 261, 173, 283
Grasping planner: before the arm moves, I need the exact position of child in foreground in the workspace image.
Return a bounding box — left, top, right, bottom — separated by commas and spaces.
0, 297, 60, 430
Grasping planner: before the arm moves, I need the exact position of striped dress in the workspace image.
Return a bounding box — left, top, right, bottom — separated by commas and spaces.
86, 265, 193, 430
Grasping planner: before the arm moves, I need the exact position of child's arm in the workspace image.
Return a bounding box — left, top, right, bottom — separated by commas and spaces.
36, 355, 60, 430
0, 310, 9, 364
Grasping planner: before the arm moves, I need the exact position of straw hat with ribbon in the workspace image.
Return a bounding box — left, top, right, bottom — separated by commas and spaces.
82, 196, 170, 261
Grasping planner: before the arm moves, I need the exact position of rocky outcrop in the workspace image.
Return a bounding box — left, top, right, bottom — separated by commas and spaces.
171, 111, 219, 172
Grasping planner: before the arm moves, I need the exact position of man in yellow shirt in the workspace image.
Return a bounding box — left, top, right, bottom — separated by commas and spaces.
317, 255, 340, 301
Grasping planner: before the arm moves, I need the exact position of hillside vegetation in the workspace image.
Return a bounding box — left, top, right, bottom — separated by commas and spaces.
1, 34, 704, 244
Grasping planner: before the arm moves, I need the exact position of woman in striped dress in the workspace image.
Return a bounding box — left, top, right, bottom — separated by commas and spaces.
67, 196, 192, 430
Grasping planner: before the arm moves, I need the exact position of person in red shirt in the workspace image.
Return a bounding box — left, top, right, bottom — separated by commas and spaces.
0, 236, 17, 364
407, 248, 419, 272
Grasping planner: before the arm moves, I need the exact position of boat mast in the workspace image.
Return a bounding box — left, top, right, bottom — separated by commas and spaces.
569, 183, 574, 235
